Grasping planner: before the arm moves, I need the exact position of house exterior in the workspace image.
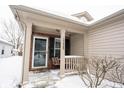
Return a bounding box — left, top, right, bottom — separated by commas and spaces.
0, 39, 13, 58
10, 5, 124, 85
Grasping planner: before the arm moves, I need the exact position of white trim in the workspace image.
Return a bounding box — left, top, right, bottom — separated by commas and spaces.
32, 36, 48, 69
9, 5, 87, 27
54, 38, 60, 57
10, 5, 124, 28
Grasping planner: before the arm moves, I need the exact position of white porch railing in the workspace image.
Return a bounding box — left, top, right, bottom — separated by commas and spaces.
65, 55, 85, 73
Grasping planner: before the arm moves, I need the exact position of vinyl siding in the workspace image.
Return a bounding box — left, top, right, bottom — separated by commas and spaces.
88, 19, 124, 58
70, 34, 84, 56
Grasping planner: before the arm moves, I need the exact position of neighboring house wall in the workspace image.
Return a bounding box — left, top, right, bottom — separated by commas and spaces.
88, 19, 124, 58
70, 33, 84, 56
0, 42, 13, 58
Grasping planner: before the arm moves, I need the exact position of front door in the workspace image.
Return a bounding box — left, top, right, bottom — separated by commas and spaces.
32, 36, 48, 68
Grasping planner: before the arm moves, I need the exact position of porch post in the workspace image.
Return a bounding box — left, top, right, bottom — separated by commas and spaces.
60, 29, 65, 76
21, 20, 32, 86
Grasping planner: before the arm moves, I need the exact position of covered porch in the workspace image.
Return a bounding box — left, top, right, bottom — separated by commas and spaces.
30, 25, 86, 73
23, 25, 86, 85
9, 5, 88, 85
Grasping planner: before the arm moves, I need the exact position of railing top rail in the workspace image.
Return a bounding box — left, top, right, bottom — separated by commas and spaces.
65, 55, 84, 58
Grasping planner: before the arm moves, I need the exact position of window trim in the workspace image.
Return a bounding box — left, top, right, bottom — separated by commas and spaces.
54, 38, 60, 57
32, 36, 48, 69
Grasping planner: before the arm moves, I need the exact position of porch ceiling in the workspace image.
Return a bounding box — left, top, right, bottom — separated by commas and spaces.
33, 25, 57, 33
32, 25, 60, 36
32, 25, 82, 36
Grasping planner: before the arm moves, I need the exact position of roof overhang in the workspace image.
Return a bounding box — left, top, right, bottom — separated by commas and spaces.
89, 9, 124, 29
9, 5, 124, 31
10, 5, 89, 34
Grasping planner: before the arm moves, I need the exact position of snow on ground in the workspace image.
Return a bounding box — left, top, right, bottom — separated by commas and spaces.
28, 70, 123, 88
0, 56, 22, 88
26, 70, 61, 88
0, 56, 123, 88
26, 69, 85, 88
27, 70, 86, 88
99, 79, 124, 88
53, 75, 86, 88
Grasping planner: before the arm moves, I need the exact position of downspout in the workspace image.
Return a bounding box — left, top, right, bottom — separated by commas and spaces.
14, 10, 27, 87
20, 21, 27, 87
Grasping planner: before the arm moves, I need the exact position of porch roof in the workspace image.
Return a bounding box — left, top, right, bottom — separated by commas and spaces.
9, 5, 88, 27
10, 5, 124, 29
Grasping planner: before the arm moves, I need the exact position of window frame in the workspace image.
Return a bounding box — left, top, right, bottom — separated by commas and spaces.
54, 38, 60, 57
32, 36, 48, 69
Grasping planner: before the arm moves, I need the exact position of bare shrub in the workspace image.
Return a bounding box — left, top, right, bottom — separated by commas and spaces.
110, 63, 124, 87
78, 56, 119, 88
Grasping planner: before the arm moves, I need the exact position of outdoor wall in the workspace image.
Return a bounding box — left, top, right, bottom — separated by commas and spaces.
88, 19, 124, 82
70, 33, 84, 56
88, 19, 124, 58
0, 42, 13, 58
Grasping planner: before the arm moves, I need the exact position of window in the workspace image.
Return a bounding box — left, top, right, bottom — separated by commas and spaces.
32, 36, 48, 68
1, 49, 4, 55
54, 38, 60, 57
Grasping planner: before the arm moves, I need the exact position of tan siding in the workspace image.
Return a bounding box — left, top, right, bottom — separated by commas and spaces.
70, 34, 84, 56
88, 19, 124, 58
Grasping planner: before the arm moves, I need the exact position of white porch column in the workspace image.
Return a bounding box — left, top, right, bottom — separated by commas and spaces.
60, 29, 65, 76
21, 21, 32, 85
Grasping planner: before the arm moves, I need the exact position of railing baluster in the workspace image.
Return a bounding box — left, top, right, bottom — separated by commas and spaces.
65, 58, 66, 72
65, 56, 84, 74
67, 58, 69, 72
76, 58, 77, 71
78, 58, 80, 71
72, 58, 74, 71
69, 58, 71, 72
70, 58, 72, 71
74, 58, 76, 72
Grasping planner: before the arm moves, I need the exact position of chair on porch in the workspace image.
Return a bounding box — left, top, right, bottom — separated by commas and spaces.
51, 57, 60, 69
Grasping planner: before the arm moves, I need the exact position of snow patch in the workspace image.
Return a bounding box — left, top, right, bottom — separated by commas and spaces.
0, 56, 22, 88
54, 75, 86, 88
